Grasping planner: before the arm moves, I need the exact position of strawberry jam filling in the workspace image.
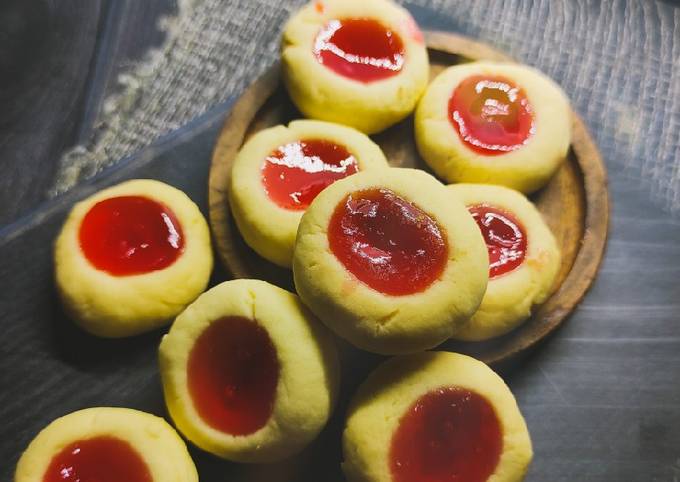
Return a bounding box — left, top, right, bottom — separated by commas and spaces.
43, 436, 152, 482
390, 387, 503, 482
313, 18, 405, 83
261, 139, 358, 210
79, 195, 184, 276
449, 75, 534, 155
328, 188, 447, 296
469, 204, 527, 278
187, 316, 279, 436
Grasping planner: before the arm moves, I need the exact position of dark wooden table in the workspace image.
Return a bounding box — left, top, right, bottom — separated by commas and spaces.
1, 1, 679, 481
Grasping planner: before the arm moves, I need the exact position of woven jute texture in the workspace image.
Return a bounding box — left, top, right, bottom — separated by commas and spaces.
53, 0, 680, 215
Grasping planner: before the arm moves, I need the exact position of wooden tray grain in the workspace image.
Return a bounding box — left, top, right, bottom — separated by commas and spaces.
208, 31, 609, 364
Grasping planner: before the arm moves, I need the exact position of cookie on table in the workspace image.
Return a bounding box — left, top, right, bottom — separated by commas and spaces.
159, 279, 339, 463
416, 61, 571, 193
342, 351, 532, 482
54, 179, 213, 338
15, 407, 197, 482
229, 120, 387, 268
448, 183, 561, 341
282, 0, 429, 134
293, 168, 488, 355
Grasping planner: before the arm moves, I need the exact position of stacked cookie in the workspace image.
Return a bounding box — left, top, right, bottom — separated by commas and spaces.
16, 1, 574, 481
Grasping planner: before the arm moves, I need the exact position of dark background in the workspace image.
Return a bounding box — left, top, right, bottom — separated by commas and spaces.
0, 0, 176, 227
1, 1, 680, 481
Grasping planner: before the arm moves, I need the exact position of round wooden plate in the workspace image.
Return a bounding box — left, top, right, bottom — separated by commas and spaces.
208, 31, 609, 365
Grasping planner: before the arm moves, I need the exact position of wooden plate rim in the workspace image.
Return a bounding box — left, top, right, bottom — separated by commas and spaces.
208, 31, 610, 364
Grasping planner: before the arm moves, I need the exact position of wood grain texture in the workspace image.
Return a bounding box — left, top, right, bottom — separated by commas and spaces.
0, 2, 679, 481
208, 32, 609, 364
0, 99, 678, 482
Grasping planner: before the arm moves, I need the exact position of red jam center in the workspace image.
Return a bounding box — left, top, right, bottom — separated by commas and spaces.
469, 204, 527, 278
449, 75, 534, 155
78, 195, 184, 276
187, 316, 279, 436
328, 188, 447, 296
390, 387, 503, 482
43, 436, 152, 482
261, 139, 358, 210
313, 18, 405, 83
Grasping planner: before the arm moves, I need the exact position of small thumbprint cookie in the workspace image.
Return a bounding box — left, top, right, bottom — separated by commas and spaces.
54, 179, 213, 337
229, 120, 387, 267
415, 61, 571, 193
282, 0, 429, 134
159, 279, 339, 462
293, 168, 488, 355
448, 183, 561, 341
15, 407, 197, 482
342, 352, 532, 482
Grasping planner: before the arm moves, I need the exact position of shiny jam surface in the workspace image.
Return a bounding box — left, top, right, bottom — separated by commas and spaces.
187, 316, 279, 436
313, 18, 405, 83
261, 139, 358, 210
449, 75, 534, 155
43, 436, 152, 482
79, 195, 184, 276
328, 188, 447, 296
469, 204, 527, 278
390, 387, 503, 482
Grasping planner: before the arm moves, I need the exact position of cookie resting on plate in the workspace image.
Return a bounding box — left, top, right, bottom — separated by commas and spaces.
416, 61, 571, 193
449, 183, 561, 341
282, 0, 429, 134
229, 119, 387, 267
293, 167, 488, 355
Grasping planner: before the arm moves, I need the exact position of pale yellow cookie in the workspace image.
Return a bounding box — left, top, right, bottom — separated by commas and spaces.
342, 351, 532, 482
54, 179, 213, 338
293, 168, 488, 355
448, 183, 561, 341
159, 279, 339, 463
15, 407, 197, 482
416, 61, 571, 193
282, 0, 429, 134
229, 120, 388, 268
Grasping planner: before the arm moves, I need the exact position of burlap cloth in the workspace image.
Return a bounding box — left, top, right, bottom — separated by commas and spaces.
52, 0, 680, 214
